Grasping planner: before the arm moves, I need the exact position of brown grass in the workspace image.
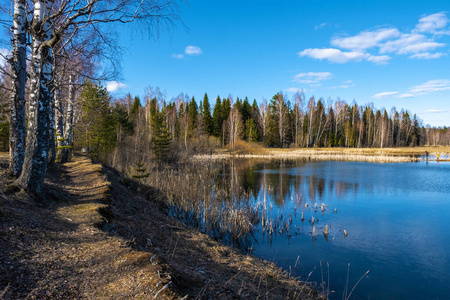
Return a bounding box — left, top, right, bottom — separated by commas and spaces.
196, 144, 450, 163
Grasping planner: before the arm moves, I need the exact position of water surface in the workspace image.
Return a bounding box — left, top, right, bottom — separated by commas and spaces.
221, 159, 450, 299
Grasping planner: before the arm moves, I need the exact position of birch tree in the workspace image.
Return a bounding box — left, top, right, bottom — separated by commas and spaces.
8, 0, 27, 176
10, 0, 184, 194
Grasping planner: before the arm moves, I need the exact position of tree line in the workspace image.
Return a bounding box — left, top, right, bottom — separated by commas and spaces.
68, 83, 450, 172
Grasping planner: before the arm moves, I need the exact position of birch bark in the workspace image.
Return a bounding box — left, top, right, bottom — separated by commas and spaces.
9, 0, 27, 177
61, 76, 75, 163
17, 0, 53, 194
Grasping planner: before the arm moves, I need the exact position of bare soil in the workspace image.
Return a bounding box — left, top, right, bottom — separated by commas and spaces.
0, 154, 322, 299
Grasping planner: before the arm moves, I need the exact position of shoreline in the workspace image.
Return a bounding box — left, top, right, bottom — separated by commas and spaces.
193, 146, 450, 163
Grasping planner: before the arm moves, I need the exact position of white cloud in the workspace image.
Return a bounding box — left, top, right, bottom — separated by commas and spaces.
381, 79, 450, 99
331, 28, 400, 50
409, 79, 450, 95
106, 81, 127, 92
409, 52, 447, 59
171, 54, 185, 59
285, 87, 308, 93
298, 48, 367, 63
315, 23, 327, 30
185, 45, 202, 55
398, 93, 415, 98
415, 12, 449, 35
372, 91, 399, 98
299, 13, 450, 65
422, 109, 449, 114
367, 54, 391, 64
379, 33, 446, 55
328, 80, 355, 89
293, 72, 333, 85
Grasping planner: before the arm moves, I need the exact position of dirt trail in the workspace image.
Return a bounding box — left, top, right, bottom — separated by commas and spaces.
1, 156, 179, 299
0, 155, 322, 299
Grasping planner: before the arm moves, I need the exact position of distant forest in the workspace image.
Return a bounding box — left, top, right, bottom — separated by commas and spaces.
1, 80, 450, 164
77, 83, 450, 161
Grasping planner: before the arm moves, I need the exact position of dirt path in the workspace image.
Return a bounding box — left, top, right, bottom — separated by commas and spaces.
0, 155, 322, 299
1, 156, 179, 299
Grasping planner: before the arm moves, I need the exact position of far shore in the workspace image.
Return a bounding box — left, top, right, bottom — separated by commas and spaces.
194, 146, 450, 163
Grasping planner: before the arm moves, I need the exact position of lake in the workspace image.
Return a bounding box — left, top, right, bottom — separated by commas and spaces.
218, 159, 450, 299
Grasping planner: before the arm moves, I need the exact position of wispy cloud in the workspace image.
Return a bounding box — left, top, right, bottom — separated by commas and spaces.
398, 93, 415, 98
409, 52, 447, 59
328, 80, 355, 89
379, 33, 445, 55
374, 79, 450, 99
409, 79, 450, 95
298, 48, 367, 63
372, 91, 399, 98
315, 23, 328, 30
367, 54, 391, 64
185, 45, 202, 55
422, 109, 450, 114
285, 87, 308, 93
331, 28, 400, 50
171, 54, 185, 59
293, 72, 333, 85
415, 12, 450, 35
106, 81, 127, 92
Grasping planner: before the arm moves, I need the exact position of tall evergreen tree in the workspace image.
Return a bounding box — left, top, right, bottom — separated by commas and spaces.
201, 93, 213, 135
188, 96, 198, 134
76, 80, 117, 161
212, 96, 223, 137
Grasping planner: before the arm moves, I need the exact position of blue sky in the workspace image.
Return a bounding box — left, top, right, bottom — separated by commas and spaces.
2, 0, 448, 126
110, 0, 450, 127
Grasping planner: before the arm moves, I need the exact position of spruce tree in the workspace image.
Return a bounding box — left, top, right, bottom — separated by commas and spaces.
153, 111, 172, 162
132, 161, 150, 179
202, 93, 213, 135
212, 96, 223, 137
188, 96, 198, 134
246, 118, 258, 142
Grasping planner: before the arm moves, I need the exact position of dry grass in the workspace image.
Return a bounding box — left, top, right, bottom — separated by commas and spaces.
196, 145, 450, 163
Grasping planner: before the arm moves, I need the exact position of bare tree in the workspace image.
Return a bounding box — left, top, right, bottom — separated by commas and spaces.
226, 106, 243, 149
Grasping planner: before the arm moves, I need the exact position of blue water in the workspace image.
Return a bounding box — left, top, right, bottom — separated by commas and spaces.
231, 160, 450, 299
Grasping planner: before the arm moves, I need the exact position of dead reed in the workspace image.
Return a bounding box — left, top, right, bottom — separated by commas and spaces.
134, 161, 261, 248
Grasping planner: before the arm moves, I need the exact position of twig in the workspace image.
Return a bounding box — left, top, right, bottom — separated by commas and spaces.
0, 283, 10, 299
154, 281, 171, 299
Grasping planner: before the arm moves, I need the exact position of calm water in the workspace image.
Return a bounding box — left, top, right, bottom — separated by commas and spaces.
221, 159, 450, 299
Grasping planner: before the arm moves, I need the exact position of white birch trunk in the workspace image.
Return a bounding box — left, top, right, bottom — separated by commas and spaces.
61, 78, 75, 162
9, 0, 27, 177
17, 0, 53, 194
